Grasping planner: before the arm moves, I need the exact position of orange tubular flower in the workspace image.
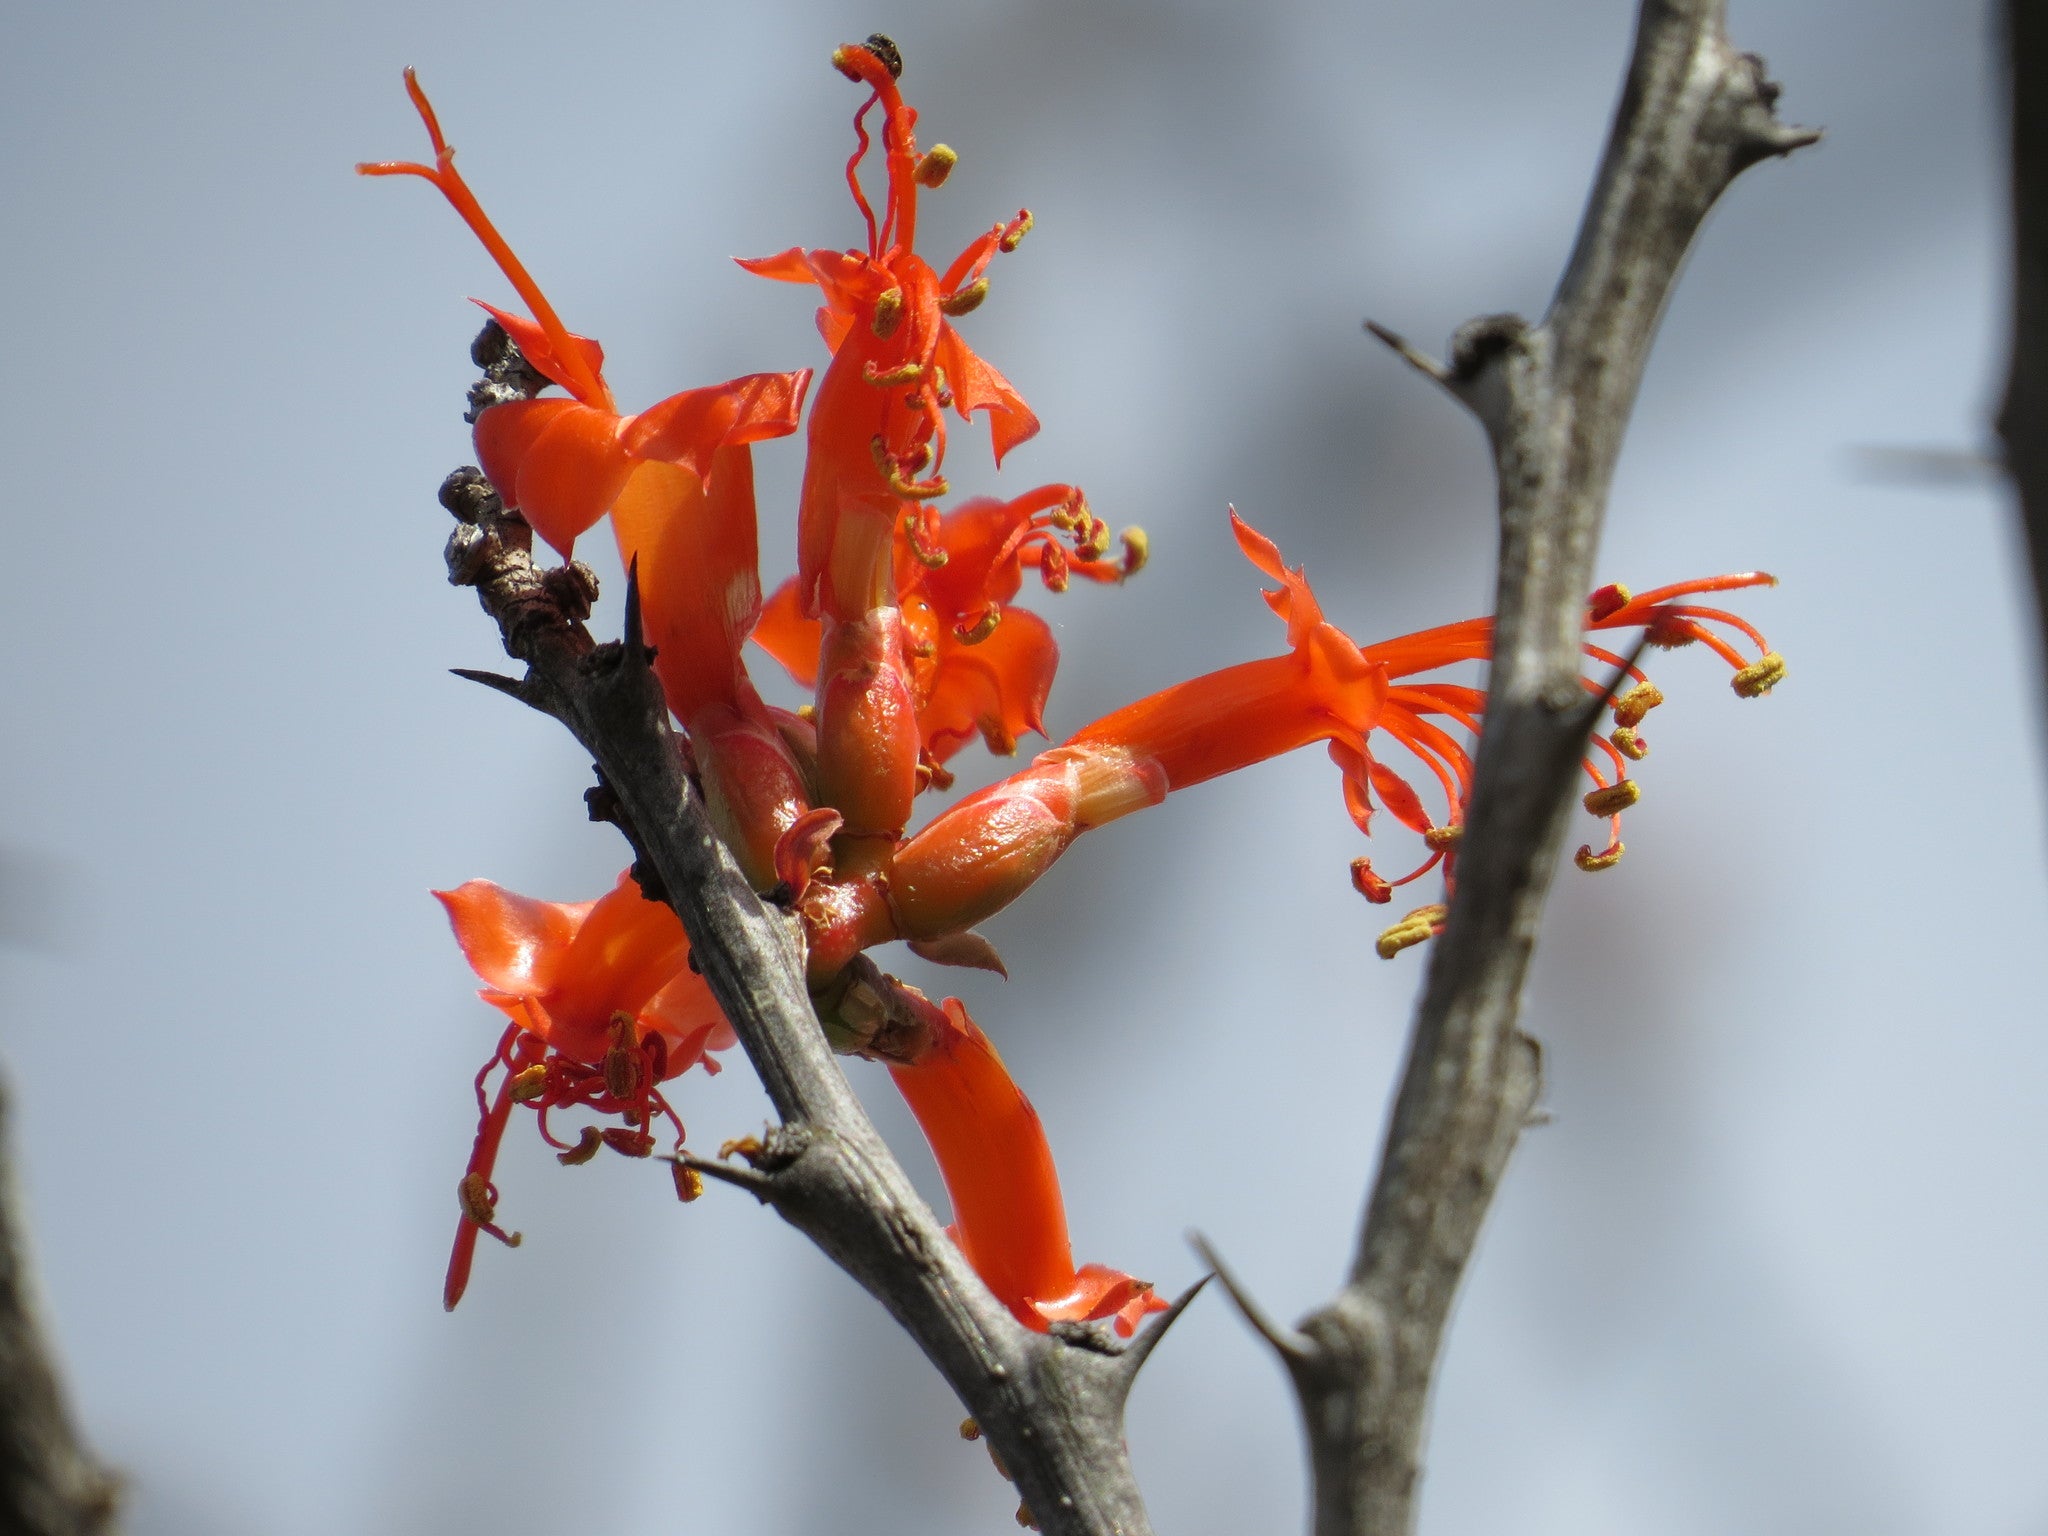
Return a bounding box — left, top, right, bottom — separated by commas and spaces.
738, 37, 1038, 622
359, 71, 811, 559
609, 444, 817, 889
754, 486, 1147, 782
886, 512, 1782, 950
888, 1000, 1165, 1336
434, 872, 734, 1309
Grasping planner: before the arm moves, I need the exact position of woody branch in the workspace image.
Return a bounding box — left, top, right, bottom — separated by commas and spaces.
1999, 0, 2048, 730
1206, 6, 1818, 1535
434, 346, 1179, 1536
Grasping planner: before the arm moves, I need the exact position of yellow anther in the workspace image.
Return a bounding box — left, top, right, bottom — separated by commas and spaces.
796, 704, 816, 722
959, 1418, 982, 1441
998, 209, 1034, 252
864, 360, 925, 387
1376, 904, 1448, 960
915, 144, 958, 186
1731, 651, 1787, 697
955, 608, 1002, 645
871, 287, 905, 339
872, 438, 950, 500
1575, 842, 1626, 872
603, 1012, 642, 1099
457, 1171, 496, 1225
939, 278, 989, 317
1645, 614, 1697, 648
672, 1161, 705, 1203
507, 1063, 550, 1103
1424, 824, 1463, 851
1610, 726, 1647, 760
719, 1135, 765, 1164
1015, 1502, 1039, 1530
556, 1127, 603, 1166
1612, 682, 1664, 729
1120, 526, 1150, 576
1583, 779, 1641, 817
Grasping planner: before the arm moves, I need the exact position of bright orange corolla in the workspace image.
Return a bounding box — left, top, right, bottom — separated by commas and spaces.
377, 39, 1784, 1324
434, 872, 733, 1309
358, 70, 811, 559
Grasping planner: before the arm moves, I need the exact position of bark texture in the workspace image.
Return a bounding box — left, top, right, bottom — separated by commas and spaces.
1210, 7, 1817, 1535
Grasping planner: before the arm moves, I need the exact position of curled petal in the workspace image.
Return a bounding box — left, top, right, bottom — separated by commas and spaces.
917, 605, 1058, 765
621, 369, 812, 475
434, 882, 594, 998
472, 300, 607, 401
935, 326, 1038, 465
473, 397, 633, 557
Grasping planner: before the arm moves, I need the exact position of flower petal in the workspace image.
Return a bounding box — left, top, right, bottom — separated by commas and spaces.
917, 605, 1058, 765
751, 576, 823, 688
434, 881, 594, 999
620, 369, 812, 476
935, 326, 1038, 465
472, 300, 607, 401
472, 397, 634, 558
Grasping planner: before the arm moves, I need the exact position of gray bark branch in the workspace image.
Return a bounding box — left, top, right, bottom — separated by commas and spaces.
0, 1074, 120, 1536
435, 400, 1173, 1535
2000, 0, 2048, 721
1220, 7, 1817, 1535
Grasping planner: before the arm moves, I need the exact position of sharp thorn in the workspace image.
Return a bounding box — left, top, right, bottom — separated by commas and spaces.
1110, 1273, 1211, 1397
1363, 320, 1454, 386
623, 554, 647, 657
669, 1150, 777, 1204
1188, 1232, 1313, 1363
450, 667, 532, 702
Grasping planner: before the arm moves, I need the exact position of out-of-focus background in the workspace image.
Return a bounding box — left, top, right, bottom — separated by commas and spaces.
3, 1, 2038, 1532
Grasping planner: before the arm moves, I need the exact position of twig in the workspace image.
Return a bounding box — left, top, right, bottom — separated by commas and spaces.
431, 327, 1170, 1536
0, 1073, 120, 1536
1250, 8, 1818, 1535
1999, 0, 2048, 733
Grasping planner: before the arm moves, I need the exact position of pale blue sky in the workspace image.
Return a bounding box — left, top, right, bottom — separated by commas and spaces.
1, 2, 2036, 1533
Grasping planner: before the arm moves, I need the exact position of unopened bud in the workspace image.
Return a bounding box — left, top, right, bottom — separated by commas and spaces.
915, 143, 958, 186
1612, 682, 1663, 729
939, 278, 988, 317
1731, 651, 1786, 697
1610, 726, 1647, 760
1575, 842, 1625, 872
1583, 779, 1641, 818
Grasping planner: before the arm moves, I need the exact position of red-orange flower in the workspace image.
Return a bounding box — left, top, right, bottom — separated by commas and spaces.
883, 512, 1781, 950
434, 871, 734, 1308
739, 39, 1039, 621
755, 485, 1146, 778
889, 1000, 1165, 1336
360, 71, 810, 558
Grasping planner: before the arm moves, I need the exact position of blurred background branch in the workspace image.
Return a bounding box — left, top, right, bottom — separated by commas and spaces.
2000, 0, 2048, 725
0, 1073, 119, 1536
